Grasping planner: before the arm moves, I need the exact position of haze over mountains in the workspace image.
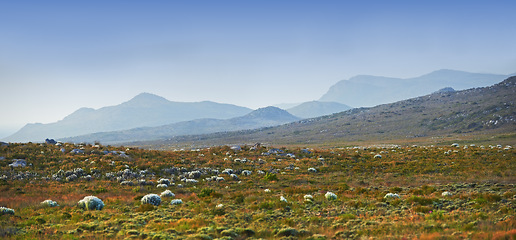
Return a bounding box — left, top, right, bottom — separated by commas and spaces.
141, 76, 516, 148
61, 107, 299, 144
2, 69, 512, 143
320, 69, 509, 107
286, 101, 351, 119
3, 93, 253, 142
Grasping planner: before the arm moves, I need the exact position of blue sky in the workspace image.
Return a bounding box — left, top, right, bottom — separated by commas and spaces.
1, 0, 515, 138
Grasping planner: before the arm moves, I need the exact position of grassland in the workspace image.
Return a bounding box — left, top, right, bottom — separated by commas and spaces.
0, 141, 514, 239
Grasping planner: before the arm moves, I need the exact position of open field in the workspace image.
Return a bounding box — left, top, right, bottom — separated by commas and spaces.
0, 142, 515, 239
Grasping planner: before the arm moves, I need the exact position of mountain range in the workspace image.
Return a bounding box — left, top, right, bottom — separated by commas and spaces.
3, 93, 253, 142
286, 101, 351, 119
135, 76, 516, 148
320, 69, 509, 107
2, 69, 512, 143
60, 107, 300, 144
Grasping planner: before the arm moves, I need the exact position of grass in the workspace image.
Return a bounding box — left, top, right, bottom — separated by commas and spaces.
0, 142, 514, 239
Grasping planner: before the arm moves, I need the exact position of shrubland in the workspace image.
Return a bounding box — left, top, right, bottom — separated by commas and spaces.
0, 142, 514, 239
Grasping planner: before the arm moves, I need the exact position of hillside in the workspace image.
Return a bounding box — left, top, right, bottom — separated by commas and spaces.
286, 101, 352, 119
136, 76, 516, 148
3, 93, 252, 142
319, 69, 508, 107
61, 107, 300, 144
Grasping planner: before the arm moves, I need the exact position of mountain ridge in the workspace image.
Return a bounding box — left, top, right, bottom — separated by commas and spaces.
3, 93, 253, 142
319, 69, 508, 107
60, 106, 300, 144
4, 69, 513, 143
286, 101, 352, 119
133, 76, 516, 148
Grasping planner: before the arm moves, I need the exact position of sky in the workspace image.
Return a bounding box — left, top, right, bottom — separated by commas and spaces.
1, 0, 516, 138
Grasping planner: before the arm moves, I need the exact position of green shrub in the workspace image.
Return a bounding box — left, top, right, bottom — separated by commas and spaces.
413, 205, 433, 213
264, 172, 278, 181
407, 196, 436, 206
135, 204, 155, 212
198, 188, 214, 198
277, 228, 299, 237
234, 194, 245, 204
258, 201, 274, 210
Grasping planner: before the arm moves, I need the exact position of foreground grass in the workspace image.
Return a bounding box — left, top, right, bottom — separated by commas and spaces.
0, 142, 515, 239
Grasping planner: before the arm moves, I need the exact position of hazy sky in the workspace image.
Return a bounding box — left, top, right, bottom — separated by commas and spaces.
1, 0, 516, 138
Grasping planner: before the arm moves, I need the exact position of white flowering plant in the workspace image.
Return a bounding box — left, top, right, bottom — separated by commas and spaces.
0, 206, 15, 215
325, 192, 337, 200
160, 190, 175, 198
141, 194, 161, 206
384, 193, 400, 199
41, 199, 59, 207
157, 178, 171, 185
441, 191, 453, 197
78, 196, 104, 210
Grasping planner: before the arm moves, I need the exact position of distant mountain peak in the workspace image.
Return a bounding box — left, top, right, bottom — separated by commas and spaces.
433, 87, 455, 94
319, 69, 508, 107
286, 101, 352, 119
3, 92, 252, 142
246, 106, 292, 118
238, 106, 300, 123
132, 92, 168, 101
124, 92, 170, 106
61, 105, 299, 144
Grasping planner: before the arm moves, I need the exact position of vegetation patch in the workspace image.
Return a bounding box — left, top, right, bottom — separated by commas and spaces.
0, 142, 514, 239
